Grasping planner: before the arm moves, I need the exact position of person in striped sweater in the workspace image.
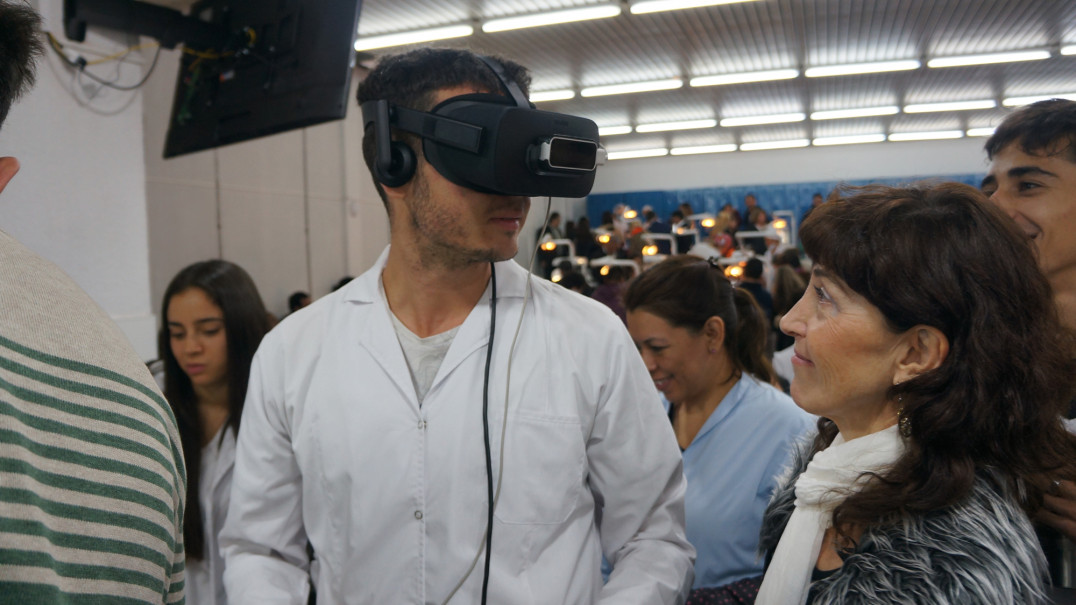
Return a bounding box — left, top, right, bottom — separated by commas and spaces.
0, 2, 187, 601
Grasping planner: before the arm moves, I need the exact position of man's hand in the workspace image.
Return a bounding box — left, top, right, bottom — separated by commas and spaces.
1039, 479, 1076, 541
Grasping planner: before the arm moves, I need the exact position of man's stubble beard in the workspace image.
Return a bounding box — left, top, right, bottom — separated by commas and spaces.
406, 168, 514, 271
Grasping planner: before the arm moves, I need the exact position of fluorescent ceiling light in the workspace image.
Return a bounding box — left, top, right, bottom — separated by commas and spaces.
670, 144, 738, 155
810, 106, 900, 120
529, 89, 575, 102
608, 148, 669, 160
1062, 45, 1076, 56
636, 119, 717, 133
630, 0, 760, 15
888, 130, 965, 141
805, 60, 921, 78
1003, 93, 1076, 107
690, 69, 799, 87
720, 112, 805, 127
927, 50, 1051, 68
740, 139, 810, 151
599, 125, 634, 136
812, 134, 887, 146
903, 99, 996, 113
966, 127, 997, 137
482, 5, 621, 32
354, 25, 474, 51
581, 79, 683, 97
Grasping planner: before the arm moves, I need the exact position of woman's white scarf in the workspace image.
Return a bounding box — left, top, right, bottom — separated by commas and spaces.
755, 424, 905, 605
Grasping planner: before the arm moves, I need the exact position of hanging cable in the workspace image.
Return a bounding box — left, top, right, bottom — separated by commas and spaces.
45, 31, 162, 91
480, 260, 497, 605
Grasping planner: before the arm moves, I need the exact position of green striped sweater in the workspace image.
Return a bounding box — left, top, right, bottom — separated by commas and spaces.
0, 230, 186, 603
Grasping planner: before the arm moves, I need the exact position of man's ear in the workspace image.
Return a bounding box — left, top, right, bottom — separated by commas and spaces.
894, 325, 948, 384
0, 157, 20, 195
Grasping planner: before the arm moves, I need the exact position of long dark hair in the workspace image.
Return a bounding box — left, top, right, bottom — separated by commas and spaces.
158, 260, 270, 561
799, 182, 1076, 533
624, 255, 775, 384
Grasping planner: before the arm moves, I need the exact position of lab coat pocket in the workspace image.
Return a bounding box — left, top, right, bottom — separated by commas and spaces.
494, 413, 585, 525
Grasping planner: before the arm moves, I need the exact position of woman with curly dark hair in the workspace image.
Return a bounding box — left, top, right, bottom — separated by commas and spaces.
756, 182, 1076, 604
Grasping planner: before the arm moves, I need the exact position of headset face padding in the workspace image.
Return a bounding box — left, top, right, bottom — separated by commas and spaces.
375, 140, 416, 188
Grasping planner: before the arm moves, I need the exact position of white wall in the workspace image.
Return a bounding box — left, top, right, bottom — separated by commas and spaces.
141, 47, 389, 323
0, 0, 158, 360
591, 137, 991, 194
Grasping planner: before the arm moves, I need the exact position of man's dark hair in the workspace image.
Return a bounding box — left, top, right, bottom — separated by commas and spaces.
985, 98, 1076, 163
288, 290, 310, 313
356, 48, 531, 206
332, 276, 353, 292
558, 271, 587, 292
743, 257, 764, 280
0, 1, 44, 131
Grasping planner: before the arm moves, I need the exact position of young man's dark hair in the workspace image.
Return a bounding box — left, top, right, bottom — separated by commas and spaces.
985, 98, 1076, 162
743, 257, 764, 280
0, 0, 43, 129
356, 48, 531, 206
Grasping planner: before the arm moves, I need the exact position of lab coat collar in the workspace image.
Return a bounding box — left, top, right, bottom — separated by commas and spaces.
344, 246, 532, 411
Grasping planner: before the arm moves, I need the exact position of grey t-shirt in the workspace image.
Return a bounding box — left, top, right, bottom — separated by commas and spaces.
389, 309, 459, 405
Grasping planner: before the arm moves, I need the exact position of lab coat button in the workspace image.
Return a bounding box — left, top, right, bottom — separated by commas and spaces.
414, 510, 423, 520
418, 420, 427, 429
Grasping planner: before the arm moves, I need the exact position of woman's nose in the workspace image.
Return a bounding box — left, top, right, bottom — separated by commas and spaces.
779, 295, 807, 338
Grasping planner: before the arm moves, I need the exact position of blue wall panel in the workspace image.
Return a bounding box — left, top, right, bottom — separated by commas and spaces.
586, 173, 985, 226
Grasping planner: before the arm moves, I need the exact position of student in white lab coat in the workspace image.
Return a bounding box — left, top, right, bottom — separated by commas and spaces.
160, 260, 271, 604
220, 47, 695, 604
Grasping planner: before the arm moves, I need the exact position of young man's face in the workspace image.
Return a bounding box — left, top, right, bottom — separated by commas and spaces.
982, 142, 1076, 285
389, 86, 531, 268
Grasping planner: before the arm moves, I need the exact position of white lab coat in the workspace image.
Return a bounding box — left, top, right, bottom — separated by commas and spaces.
220, 247, 695, 604
187, 425, 235, 605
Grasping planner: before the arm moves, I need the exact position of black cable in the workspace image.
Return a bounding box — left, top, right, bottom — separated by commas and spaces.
480, 260, 497, 605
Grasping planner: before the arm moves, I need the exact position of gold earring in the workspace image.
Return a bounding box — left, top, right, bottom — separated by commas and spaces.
897, 401, 912, 438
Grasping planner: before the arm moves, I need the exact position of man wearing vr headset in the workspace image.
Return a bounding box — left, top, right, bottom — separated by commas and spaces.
220, 47, 694, 604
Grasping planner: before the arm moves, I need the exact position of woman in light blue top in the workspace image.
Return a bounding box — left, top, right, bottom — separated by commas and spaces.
625, 255, 814, 602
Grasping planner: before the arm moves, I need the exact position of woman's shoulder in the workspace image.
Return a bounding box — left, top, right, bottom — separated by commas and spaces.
816, 472, 1048, 604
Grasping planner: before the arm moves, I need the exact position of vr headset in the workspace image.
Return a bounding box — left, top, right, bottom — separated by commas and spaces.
360, 56, 606, 198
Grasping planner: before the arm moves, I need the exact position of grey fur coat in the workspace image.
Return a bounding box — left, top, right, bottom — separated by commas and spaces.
758, 440, 1049, 604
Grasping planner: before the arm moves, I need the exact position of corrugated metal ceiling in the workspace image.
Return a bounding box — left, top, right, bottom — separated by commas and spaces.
353, 0, 1075, 152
